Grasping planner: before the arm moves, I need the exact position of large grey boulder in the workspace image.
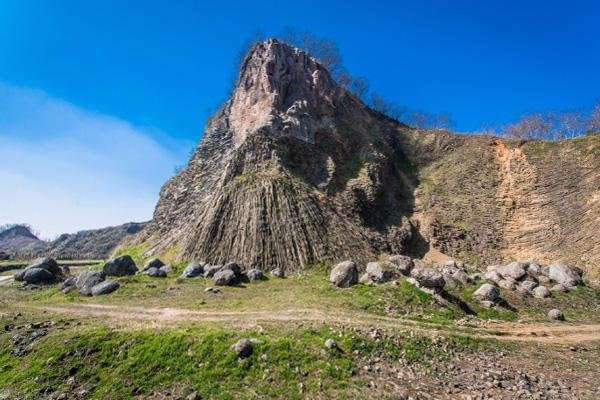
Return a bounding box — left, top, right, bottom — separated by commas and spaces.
76, 271, 106, 296
410, 267, 445, 289
329, 261, 358, 288
103, 255, 138, 276
23, 267, 54, 284
233, 339, 253, 358
366, 262, 392, 283
484, 270, 503, 284
271, 268, 284, 278
26, 257, 61, 276
142, 258, 165, 272
452, 270, 470, 285
497, 262, 527, 281
160, 264, 174, 274
542, 262, 582, 288
91, 280, 120, 296
474, 283, 500, 302
181, 262, 204, 278
498, 278, 517, 291
223, 262, 243, 276
213, 269, 236, 286
388, 255, 413, 276
517, 280, 538, 294
246, 268, 265, 281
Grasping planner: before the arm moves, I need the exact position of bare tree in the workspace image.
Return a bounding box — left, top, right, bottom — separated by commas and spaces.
503, 113, 551, 140
369, 93, 390, 115
280, 28, 343, 78
556, 111, 586, 139
347, 76, 370, 101
588, 102, 600, 134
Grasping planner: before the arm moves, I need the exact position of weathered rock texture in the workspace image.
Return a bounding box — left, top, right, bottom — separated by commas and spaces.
133, 39, 600, 279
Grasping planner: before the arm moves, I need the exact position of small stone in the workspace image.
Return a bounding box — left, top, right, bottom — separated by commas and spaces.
324, 338, 337, 349
548, 309, 564, 321
271, 268, 284, 278
474, 283, 500, 302
91, 280, 120, 296
329, 261, 358, 288
246, 268, 265, 281
213, 269, 236, 286
233, 339, 253, 358
533, 285, 551, 298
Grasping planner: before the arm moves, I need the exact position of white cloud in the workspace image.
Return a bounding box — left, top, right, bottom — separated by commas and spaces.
0, 82, 193, 239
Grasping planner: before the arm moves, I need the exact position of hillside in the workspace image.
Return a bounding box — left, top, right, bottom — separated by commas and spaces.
0, 225, 43, 253
131, 38, 599, 281
5, 222, 146, 260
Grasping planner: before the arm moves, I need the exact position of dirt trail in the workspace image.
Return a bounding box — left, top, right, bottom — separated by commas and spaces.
32, 303, 600, 344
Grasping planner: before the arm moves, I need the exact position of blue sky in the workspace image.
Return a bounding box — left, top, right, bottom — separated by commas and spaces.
1, 0, 599, 237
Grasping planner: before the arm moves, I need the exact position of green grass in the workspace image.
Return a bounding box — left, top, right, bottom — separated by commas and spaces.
0, 318, 501, 400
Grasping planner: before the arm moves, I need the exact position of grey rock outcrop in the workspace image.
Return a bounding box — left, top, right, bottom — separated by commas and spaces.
271, 268, 284, 279
330, 261, 359, 288
388, 255, 413, 276
542, 262, 582, 288
233, 339, 253, 358
410, 268, 445, 289
181, 262, 204, 278
213, 269, 236, 286
142, 258, 165, 272
103, 255, 138, 276
23, 267, 54, 284
246, 268, 265, 281
145, 267, 167, 278
548, 309, 565, 321
365, 262, 392, 284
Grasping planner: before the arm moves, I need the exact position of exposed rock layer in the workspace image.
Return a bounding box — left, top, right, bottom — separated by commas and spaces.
134, 39, 600, 279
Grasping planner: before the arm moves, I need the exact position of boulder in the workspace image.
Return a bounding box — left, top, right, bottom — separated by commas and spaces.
550, 284, 568, 292
366, 262, 392, 283
533, 285, 551, 298
410, 268, 445, 289
13, 270, 26, 282
203, 264, 222, 278
324, 338, 337, 349
271, 268, 284, 278
517, 280, 538, 294
222, 262, 243, 276
498, 278, 517, 291
26, 257, 61, 276
145, 267, 167, 278
213, 269, 236, 286
526, 261, 541, 275
474, 283, 500, 302
23, 267, 54, 284
181, 262, 204, 278
103, 255, 138, 276
452, 270, 470, 285
246, 269, 265, 281
542, 263, 582, 288
548, 309, 565, 321
76, 271, 106, 296
329, 261, 359, 288
160, 264, 174, 274
484, 271, 503, 284
233, 339, 253, 358
142, 258, 164, 272
497, 262, 527, 281
91, 280, 120, 296
388, 255, 413, 276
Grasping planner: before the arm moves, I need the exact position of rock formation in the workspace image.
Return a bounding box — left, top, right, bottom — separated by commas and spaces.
133, 38, 600, 279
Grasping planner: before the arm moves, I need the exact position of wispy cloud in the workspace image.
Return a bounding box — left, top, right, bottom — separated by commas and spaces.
0, 82, 192, 239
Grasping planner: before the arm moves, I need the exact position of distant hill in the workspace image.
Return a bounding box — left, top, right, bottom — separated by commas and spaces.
2, 222, 147, 260
0, 225, 44, 253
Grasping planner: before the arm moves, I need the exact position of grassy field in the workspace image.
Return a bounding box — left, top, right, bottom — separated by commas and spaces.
1, 262, 599, 399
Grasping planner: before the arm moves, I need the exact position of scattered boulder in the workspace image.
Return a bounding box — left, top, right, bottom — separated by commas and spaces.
145, 267, 167, 278
180, 262, 204, 278
142, 258, 165, 272
388, 255, 413, 276
498, 278, 517, 291
233, 339, 253, 358
324, 338, 337, 349
484, 271, 503, 284
13, 269, 26, 282
548, 309, 565, 321
517, 280, 538, 294
23, 267, 54, 284
223, 262, 243, 276
542, 262, 582, 288
526, 261, 541, 275
246, 268, 265, 281
366, 262, 392, 284
550, 284, 568, 292
213, 269, 236, 286
27, 257, 61, 275
91, 280, 120, 296
409, 267, 445, 289
160, 264, 173, 274
103, 255, 137, 276
60, 277, 75, 294
271, 268, 284, 278
203, 264, 222, 278
474, 283, 500, 302
496, 262, 527, 281
76, 271, 106, 296
533, 285, 551, 298
452, 270, 470, 285
329, 261, 358, 288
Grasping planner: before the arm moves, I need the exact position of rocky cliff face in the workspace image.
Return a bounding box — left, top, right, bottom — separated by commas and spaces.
135, 39, 600, 279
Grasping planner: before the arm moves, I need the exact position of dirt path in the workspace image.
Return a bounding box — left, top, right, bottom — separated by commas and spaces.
31, 303, 600, 344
